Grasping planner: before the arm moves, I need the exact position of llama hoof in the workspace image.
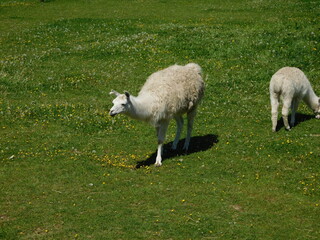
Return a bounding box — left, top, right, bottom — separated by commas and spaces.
182, 147, 188, 155
316, 115, 320, 119
155, 157, 162, 167
154, 162, 162, 167
285, 127, 291, 131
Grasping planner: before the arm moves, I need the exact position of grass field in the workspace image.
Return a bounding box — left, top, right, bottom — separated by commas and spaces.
1, 0, 320, 239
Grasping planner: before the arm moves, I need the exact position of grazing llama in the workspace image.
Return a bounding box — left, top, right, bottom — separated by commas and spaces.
269, 67, 320, 131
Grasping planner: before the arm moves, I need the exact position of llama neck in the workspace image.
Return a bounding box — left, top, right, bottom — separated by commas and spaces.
304, 89, 319, 112
125, 95, 153, 122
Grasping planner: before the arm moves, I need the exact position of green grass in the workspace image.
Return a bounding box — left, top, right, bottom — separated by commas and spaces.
1, 0, 320, 239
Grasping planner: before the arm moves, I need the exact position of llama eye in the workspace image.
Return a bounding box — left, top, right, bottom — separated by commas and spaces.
121, 103, 126, 106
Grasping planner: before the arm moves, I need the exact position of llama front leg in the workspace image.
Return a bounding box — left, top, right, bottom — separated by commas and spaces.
184, 108, 197, 151
155, 121, 169, 167
270, 93, 279, 132
172, 116, 183, 150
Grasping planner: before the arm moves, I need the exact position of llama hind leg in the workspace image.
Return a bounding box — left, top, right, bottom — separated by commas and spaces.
290, 98, 299, 127
155, 121, 169, 167
270, 93, 279, 132
172, 116, 183, 150
282, 98, 292, 131
183, 108, 197, 151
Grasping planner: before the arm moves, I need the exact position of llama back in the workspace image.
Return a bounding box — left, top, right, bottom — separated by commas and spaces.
270, 67, 311, 96
139, 63, 204, 121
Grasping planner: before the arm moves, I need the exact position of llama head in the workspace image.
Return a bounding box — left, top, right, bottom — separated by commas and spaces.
109, 90, 131, 117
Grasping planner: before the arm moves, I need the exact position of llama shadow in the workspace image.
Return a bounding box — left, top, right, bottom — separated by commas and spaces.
276, 113, 314, 131
136, 134, 218, 168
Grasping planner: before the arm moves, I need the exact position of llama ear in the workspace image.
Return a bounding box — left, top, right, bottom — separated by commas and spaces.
124, 91, 130, 98
110, 90, 120, 96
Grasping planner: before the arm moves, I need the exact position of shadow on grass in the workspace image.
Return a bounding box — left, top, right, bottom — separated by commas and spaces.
136, 134, 218, 168
276, 113, 314, 131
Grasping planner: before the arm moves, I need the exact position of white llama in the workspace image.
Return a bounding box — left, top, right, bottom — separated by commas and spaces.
269, 67, 320, 132
109, 63, 204, 166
